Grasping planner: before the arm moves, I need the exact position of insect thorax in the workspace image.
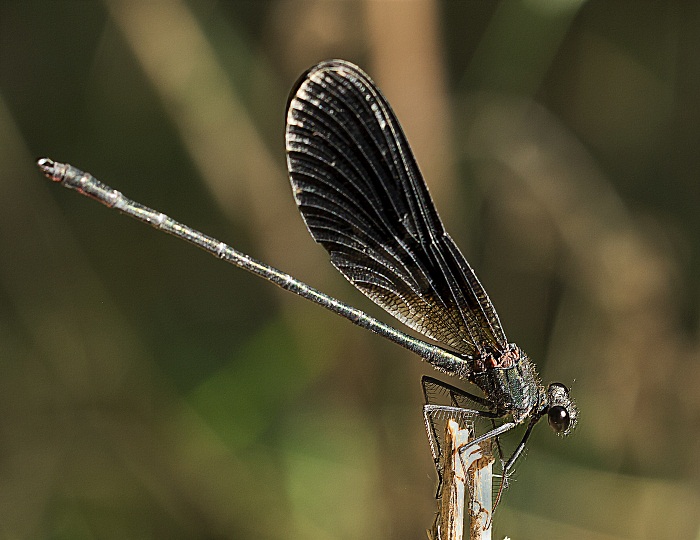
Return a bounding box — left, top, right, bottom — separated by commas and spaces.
471, 344, 543, 420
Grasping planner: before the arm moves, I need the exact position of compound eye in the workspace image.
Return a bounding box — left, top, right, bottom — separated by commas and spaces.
548, 406, 570, 433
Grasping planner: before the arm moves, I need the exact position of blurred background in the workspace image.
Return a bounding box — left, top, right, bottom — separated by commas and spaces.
1, 1, 699, 538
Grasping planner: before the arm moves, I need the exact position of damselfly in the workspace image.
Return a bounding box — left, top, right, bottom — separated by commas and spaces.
38, 59, 577, 510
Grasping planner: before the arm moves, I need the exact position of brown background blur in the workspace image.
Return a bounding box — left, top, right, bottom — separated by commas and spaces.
1, 1, 699, 539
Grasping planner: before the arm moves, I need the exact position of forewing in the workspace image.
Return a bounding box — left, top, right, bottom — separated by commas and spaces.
285, 60, 507, 355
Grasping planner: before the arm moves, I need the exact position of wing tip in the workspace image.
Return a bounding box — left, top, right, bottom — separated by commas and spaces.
286, 59, 367, 115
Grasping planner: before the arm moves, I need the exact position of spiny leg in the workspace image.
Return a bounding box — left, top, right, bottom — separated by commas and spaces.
491, 413, 539, 512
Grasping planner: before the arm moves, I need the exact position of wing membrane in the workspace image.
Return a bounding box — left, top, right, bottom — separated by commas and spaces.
285, 60, 507, 355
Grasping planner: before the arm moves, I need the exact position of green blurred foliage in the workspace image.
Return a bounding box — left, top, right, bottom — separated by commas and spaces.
1, 1, 698, 538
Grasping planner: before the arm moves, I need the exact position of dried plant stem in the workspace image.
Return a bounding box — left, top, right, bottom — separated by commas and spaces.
429, 420, 494, 540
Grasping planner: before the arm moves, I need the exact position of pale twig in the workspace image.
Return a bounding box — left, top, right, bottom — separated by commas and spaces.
428, 420, 494, 540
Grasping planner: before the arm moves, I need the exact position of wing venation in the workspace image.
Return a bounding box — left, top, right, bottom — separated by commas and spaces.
285, 60, 508, 355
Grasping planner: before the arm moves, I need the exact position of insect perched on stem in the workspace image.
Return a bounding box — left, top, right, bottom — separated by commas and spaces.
39, 59, 577, 512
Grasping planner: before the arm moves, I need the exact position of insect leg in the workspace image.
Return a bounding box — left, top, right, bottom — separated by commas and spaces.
492, 414, 539, 511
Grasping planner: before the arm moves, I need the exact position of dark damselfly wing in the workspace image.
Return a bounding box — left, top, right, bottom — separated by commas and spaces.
285, 60, 507, 357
